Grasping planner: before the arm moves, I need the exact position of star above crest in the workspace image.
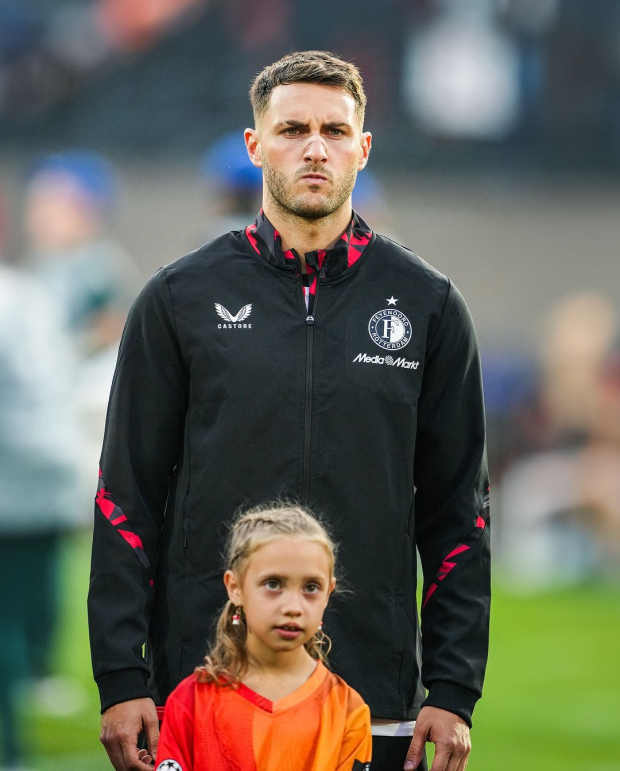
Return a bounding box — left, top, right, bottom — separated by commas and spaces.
386, 296, 398, 306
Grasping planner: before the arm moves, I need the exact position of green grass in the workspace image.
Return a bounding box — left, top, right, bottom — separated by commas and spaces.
25, 531, 109, 771
22, 532, 620, 770
472, 584, 620, 771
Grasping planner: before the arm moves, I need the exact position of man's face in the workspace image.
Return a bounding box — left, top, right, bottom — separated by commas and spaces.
245, 83, 371, 220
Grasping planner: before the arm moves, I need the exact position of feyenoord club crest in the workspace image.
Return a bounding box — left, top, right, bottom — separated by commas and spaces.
368, 308, 412, 350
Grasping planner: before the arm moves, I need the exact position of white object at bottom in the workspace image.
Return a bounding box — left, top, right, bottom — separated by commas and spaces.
370, 719, 416, 737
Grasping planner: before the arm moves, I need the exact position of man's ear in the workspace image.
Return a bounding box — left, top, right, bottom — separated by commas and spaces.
358, 131, 372, 171
224, 569, 242, 605
245, 128, 262, 169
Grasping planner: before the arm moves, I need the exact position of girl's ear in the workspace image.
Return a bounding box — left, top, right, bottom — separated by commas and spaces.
328, 576, 337, 596
224, 569, 242, 605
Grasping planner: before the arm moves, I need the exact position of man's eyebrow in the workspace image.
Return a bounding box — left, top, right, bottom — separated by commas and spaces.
275, 120, 308, 129
275, 120, 351, 130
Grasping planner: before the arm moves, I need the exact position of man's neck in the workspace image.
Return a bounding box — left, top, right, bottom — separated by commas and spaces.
262, 198, 353, 271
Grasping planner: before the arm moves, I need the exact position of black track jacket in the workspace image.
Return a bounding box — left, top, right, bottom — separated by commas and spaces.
88, 211, 490, 727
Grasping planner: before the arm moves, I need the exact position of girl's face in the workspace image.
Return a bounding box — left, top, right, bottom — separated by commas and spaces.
225, 537, 336, 662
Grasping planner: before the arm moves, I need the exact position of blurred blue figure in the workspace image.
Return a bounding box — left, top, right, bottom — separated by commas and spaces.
200, 130, 264, 195
351, 167, 383, 211
24, 150, 140, 357
0, 190, 81, 770
352, 168, 397, 239
199, 130, 263, 242
351, 167, 385, 222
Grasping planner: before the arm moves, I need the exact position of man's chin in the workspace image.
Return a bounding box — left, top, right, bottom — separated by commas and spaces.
285, 195, 340, 220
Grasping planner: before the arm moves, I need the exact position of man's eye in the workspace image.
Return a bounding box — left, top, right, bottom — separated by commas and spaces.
284, 127, 300, 135
327, 128, 343, 136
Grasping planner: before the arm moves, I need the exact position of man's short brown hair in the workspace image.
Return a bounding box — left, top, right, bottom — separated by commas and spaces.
250, 50, 367, 126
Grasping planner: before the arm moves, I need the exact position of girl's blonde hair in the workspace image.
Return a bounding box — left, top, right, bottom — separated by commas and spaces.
196, 501, 337, 686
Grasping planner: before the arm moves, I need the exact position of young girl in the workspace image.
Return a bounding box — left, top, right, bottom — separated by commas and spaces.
150, 503, 372, 771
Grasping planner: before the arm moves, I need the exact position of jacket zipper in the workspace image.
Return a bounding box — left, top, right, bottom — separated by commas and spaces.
302, 274, 320, 505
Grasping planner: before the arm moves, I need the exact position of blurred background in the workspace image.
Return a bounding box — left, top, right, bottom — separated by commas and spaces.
1, 0, 619, 769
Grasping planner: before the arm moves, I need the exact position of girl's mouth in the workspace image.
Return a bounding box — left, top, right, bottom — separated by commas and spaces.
275, 625, 303, 639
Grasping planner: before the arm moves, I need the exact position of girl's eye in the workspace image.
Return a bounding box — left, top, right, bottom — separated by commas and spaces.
265, 579, 280, 590
305, 583, 321, 594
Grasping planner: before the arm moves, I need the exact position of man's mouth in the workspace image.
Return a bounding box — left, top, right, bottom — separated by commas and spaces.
300, 172, 329, 182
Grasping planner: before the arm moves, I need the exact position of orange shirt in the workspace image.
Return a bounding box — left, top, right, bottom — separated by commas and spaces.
155, 661, 372, 771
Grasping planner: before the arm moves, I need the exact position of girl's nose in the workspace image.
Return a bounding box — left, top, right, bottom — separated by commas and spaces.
282, 592, 303, 614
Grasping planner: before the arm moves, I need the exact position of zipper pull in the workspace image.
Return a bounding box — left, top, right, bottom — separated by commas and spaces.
306, 314, 315, 325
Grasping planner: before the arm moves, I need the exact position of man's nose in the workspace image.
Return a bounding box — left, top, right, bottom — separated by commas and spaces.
303, 137, 328, 164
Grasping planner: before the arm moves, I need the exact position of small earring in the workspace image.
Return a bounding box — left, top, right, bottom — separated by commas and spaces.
232, 607, 242, 626
318, 621, 324, 631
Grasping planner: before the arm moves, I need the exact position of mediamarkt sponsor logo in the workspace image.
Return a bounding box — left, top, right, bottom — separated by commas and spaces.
353, 352, 420, 369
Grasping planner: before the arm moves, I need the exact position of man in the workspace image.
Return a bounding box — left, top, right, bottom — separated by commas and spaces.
89, 51, 490, 771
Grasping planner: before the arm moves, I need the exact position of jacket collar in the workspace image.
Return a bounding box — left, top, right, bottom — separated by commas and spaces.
245, 209, 373, 278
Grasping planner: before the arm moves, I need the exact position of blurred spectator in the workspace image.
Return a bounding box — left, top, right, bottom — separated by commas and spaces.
498, 293, 620, 589
23, 150, 141, 515
24, 150, 139, 356
540, 293, 617, 442
199, 130, 263, 243
0, 190, 81, 770
402, 1, 520, 140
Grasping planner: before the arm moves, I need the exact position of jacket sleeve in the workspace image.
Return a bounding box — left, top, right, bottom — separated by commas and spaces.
88, 267, 189, 713
414, 279, 490, 727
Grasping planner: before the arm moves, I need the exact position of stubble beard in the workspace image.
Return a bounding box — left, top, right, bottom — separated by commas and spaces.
263, 159, 358, 222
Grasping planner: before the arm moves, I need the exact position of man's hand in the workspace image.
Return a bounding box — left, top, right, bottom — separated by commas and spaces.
100, 698, 160, 771
404, 706, 471, 771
